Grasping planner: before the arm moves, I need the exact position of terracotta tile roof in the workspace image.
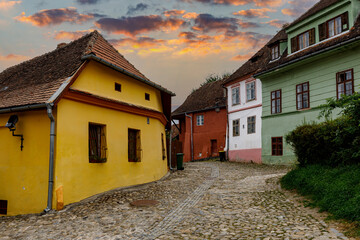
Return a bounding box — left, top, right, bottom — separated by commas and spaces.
0, 30, 173, 110
172, 79, 226, 117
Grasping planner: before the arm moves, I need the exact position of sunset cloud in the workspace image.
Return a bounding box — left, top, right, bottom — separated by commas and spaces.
14, 7, 94, 27
181, 0, 283, 7
233, 8, 276, 18
0, 0, 21, 10
163, 9, 186, 17
265, 19, 287, 28
192, 14, 259, 34
231, 53, 254, 60
53, 30, 93, 40
95, 15, 186, 36
76, 0, 100, 4
282, 0, 317, 17
0, 53, 28, 61
182, 12, 199, 19
127, 3, 149, 15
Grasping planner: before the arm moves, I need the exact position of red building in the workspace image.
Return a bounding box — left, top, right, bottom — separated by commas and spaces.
172, 80, 227, 162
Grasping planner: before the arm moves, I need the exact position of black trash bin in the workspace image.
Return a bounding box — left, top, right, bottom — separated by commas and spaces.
176, 153, 184, 170
219, 151, 226, 162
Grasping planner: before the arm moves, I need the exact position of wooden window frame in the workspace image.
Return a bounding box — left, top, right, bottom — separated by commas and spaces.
115, 83, 121, 92
246, 81, 256, 102
320, 12, 349, 41
128, 128, 142, 162
291, 28, 315, 53
271, 89, 282, 114
271, 44, 280, 60
196, 115, 204, 126
296, 82, 310, 110
233, 119, 240, 137
247, 116, 256, 134
89, 123, 107, 163
336, 69, 354, 99
271, 137, 283, 156
231, 86, 240, 106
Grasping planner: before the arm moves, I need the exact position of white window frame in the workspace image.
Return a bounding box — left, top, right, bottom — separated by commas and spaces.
298, 31, 310, 50
246, 81, 256, 102
231, 87, 240, 105
196, 115, 204, 126
233, 119, 240, 136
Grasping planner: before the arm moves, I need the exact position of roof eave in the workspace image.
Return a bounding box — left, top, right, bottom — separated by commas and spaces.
82, 54, 176, 96
172, 105, 226, 119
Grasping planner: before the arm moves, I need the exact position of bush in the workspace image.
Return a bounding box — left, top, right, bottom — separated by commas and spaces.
281, 165, 360, 222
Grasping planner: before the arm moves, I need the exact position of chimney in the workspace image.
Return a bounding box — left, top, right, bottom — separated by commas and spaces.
57, 43, 67, 49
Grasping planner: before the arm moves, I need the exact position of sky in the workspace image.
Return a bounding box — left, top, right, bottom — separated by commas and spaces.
0, 0, 319, 109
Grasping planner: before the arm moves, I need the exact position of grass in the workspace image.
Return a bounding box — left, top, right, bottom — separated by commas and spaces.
281, 164, 360, 237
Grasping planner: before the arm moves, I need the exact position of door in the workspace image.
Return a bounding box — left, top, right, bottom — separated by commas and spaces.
211, 139, 217, 157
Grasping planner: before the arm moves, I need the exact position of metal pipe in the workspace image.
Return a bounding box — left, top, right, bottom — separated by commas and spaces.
168, 128, 174, 170
43, 103, 55, 213
185, 113, 193, 161
223, 86, 230, 161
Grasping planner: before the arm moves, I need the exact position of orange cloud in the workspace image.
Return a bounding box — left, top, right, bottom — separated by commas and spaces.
163, 9, 186, 17
53, 30, 93, 40
0, 53, 28, 61
182, 12, 199, 19
182, 0, 283, 7
265, 19, 287, 28
0, 0, 21, 10
233, 8, 276, 18
281, 8, 296, 16
95, 15, 186, 37
231, 53, 254, 60
15, 7, 94, 27
282, 0, 317, 17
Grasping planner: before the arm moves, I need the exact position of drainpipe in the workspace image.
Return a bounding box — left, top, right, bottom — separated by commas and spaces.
185, 113, 193, 161
224, 87, 230, 161
43, 103, 55, 213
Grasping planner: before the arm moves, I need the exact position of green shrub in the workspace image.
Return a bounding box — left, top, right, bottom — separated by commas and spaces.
281, 165, 360, 222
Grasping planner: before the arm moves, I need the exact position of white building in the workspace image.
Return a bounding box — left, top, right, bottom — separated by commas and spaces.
223, 53, 263, 163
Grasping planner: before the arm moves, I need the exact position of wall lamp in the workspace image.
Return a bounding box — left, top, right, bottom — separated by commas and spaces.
5, 115, 24, 151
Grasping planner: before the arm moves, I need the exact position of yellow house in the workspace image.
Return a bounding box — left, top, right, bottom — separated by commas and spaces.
0, 31, 175, 216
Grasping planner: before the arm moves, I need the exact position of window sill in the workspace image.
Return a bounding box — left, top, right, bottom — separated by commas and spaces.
89, 158, 107, 163
296, 107, 311, 111
232, 103, 240, 106
246, 98, 256, 103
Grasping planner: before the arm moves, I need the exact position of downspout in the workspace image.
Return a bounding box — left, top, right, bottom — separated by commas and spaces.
185, 113, 193, 161
223, 86, 230, 161
43, 103, 55, 213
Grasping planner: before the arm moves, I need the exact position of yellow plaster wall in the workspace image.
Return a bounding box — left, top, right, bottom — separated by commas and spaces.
54, 99, 168, 207
0, 110, 51, 216
71, 60, 163, 112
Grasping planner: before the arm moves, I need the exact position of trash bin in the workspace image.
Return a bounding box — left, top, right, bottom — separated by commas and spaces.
219, 151, 226, 162
176, 153, 184, 170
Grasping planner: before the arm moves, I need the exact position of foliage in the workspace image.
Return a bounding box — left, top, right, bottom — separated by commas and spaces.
281, 164, 360, 222
192, 72, 231, 92
285, 92, 360, 166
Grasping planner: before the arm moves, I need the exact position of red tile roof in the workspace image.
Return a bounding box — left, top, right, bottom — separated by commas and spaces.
0, 31, 174, 110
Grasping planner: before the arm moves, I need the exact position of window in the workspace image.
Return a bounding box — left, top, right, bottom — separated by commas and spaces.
296, 82, 310, 110
161, 133, 166, 160
0, 200, 7, 215
271, 90, 281, 114
291, 28, 315, 53
89, 123, 107, 163
319, 12, 349, 41
272, 137, 283, 156
246, 81, 256, 101
233, 119, 240, 136
128, 129, 141, 162
337, 69, 354, 99
232, 87, 240, 105
145, 93, 150, 101
115, 83, 121, 92
271, 44, 280, 60
247, 116, 256, 134
196, 115, 204, 126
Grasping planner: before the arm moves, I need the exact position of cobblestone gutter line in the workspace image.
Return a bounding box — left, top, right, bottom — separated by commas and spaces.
141, 164, 220, 240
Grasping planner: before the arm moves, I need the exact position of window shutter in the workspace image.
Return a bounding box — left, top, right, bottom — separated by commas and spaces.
342, 11, 349, 31
291, 37, 297, 53
309, 28, 315, 45
318, 22, 326, 41
136, 131, 141, 162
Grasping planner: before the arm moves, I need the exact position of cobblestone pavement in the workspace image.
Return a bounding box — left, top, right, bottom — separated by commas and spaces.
0, 162, 352, 240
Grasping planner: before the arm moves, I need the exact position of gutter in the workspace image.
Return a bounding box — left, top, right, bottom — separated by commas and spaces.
254, 35, 360, 78
0, 103, 47, 114
43, 103, 55, 213
184, 113, 194, 162
82, 54, 175, 96
172, 105, 226, 119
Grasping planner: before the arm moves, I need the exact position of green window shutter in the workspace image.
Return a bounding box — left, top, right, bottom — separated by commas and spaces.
291, 37, 297, 53
342, 11, 349, 31
309, 28, 315, 45
318, 22, 327, 41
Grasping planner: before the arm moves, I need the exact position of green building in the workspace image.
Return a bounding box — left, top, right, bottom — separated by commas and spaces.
254, 0, 360, 164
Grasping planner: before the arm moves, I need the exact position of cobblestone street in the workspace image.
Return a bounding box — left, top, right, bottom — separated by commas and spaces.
0, 161, 352, 239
